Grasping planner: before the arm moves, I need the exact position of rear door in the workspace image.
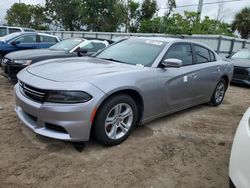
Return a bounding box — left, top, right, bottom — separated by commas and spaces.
188, 44, 222, 101
38, 35, 58, 48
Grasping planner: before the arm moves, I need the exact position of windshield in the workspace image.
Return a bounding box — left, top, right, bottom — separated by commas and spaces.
231, 50, 250, 59
0, 32, 21, 41
95, 38, 167, 66
49, 38, 84, 51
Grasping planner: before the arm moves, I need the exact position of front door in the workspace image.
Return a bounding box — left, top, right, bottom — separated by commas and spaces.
158, 43, 197, 112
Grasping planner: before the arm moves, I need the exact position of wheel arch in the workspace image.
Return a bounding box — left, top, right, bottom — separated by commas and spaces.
221, 75, 229, 89
90, 88, 144, 138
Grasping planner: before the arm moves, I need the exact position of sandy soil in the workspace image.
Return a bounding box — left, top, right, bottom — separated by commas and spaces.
0, 72, 249, 188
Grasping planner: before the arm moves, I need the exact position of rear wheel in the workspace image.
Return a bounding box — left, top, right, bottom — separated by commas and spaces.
94, 94, 138, 146
0, 54, 3, 66
210, 78, 227, 106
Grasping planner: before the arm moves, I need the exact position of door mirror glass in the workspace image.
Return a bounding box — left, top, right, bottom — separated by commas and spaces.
162, 58, 182, 68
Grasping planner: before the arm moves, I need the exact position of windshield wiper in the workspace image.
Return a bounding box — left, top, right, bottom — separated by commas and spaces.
98, 57, 124, 63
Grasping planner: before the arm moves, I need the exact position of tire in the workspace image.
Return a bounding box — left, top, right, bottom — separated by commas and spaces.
0, 54, 2, 67
93, 94, 138, 146
210, 78, 227, 106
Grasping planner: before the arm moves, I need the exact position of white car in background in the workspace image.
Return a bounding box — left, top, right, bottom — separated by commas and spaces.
229, 107, 250, 188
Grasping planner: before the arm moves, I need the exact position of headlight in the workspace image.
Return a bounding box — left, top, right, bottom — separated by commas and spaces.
45, 91, 92, 103
14, 60, 32, 65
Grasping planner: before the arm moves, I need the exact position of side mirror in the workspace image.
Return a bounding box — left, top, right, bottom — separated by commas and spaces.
161, 58, 182, 68
74, 47, 88, 56
225, 55, 230, 58
11, 41, 20, 46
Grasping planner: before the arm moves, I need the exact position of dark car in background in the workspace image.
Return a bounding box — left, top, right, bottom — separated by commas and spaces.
228, 48, 250, 85
1, 38, 112, 80
0, 26, 35, 37
0, 32, 60, 60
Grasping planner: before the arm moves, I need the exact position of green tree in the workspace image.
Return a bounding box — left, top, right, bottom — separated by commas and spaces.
127, 0, 141, 32
45, 0, 82, 31
30, 5, 51, 30
165, 0, 176, 18
140, 17, 163, 33
5, 3, 32, 27
5, 3, 50, 30
232, 7, 250, 39
82, 0, 126, 32
141, 0, 157, 20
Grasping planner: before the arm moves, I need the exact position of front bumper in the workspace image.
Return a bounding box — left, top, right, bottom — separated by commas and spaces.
232, 67, 250, 86
232, 78, 250, 86
15, 84, 98, 142
229, 107, 250, 188
1, 59, 26, 79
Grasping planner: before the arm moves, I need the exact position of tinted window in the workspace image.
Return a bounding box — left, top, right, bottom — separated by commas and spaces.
195, 45, 210, 63
82, 42, 106, 52
164, 43, 193, 66
40, 35, 57, 43
93, 42, 106, 51
14, 34, 36, 43
96, 38, 167, 66
9, 28, 22, 34
0, 27, 7, 37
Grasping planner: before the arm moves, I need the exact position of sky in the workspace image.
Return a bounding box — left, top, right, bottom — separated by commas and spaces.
0, 0, 249, 25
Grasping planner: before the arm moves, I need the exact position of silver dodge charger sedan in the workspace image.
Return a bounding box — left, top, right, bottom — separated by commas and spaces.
15, 37, 234, 146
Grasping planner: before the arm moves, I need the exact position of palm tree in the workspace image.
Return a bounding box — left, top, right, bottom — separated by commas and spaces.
232, 7, 250, 39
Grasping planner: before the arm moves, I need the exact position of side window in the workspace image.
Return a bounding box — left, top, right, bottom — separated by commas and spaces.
0, 27, 7, 37
194, 45, 210, 63
40, 35, 57, 43
14, 35, 36, 44
93, 42, 106, 51
9, 28, 22, 34
209, 51, 216, 61
81, 42, 95, 52
164, 43, 193, 66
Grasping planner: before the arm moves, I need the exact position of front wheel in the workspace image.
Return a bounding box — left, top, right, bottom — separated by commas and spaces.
93, 94, 138, 146
210, 78, 227, 106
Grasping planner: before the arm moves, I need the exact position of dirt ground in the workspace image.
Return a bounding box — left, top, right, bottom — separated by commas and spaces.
0, 73, 249, 188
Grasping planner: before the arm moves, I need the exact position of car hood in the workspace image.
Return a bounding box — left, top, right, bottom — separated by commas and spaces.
229, 58, 250, 68
26, 57, 141, 82
5, 49, 68, 60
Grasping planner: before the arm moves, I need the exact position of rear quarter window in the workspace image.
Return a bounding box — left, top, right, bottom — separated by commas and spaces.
194, 45, 210, 63
209, 51, 216, 61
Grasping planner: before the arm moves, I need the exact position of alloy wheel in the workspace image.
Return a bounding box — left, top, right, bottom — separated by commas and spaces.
215, 82, 225, 104
104, 103, 134, 140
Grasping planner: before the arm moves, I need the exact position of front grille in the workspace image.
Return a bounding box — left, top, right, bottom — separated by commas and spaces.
234, 67, 249, 75
1, 58, 11, 65
19, 81, 46, 103
233, 67, 250, 80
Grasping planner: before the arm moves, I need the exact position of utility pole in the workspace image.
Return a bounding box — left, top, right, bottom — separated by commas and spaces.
19, 0, 21, 3
197, 0, 203, 20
